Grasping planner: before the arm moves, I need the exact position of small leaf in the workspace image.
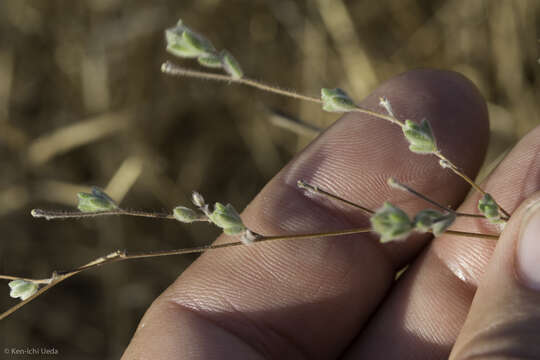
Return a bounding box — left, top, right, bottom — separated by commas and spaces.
77, 187, 118, 212
9, 280, 39, 301
402, 119, 437, 154
370, 202, 413, 243
173, 206, 199, 223
478, 193, 502, 223
198, 53, 223, 68
321, 88, 356, 112
221, 50, 243, 79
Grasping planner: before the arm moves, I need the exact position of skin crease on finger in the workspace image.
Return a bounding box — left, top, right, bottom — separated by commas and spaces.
122, 69, 489, 360
343, 124, 540, 359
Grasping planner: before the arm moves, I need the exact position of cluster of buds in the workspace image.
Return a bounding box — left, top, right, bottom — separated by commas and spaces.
370, 202, 456, 243
173, 192, 258, 244
165, 19, 243, 79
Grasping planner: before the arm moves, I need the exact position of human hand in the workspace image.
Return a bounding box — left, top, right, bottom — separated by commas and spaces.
122, 69, 540, 359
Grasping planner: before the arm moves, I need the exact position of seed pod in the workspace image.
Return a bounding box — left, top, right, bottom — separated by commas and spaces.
321, 88, 356, 112
402, 118, 437, 154
370, 202, 413, 243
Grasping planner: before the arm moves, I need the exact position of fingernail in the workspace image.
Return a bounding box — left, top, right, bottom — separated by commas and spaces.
516, 202, 540, 290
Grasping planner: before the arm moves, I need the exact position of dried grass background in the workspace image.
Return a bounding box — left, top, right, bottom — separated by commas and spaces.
0, 0, 539, 358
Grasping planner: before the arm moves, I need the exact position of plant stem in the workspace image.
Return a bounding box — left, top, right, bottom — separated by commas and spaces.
161, 61, 322, 104
0, 227, 371, 321
31, 208, 187, 221
435, 152, 510, 219
387, 178, 484, 219
0, 222, 499, 321
297, 180, 374, 216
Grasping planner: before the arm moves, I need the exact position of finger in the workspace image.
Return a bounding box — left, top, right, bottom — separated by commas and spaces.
450, 192, 540, 359
344, 125, 540, 359
122, 70, 488, 360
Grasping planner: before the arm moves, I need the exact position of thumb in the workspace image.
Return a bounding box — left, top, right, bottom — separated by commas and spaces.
451, 192, 540, 359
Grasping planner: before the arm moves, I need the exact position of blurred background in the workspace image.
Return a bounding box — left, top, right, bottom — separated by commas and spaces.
0, 0, 539, 358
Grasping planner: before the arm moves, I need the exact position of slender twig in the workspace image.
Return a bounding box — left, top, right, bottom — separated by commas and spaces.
161, 62, 322, 104
435, 152, 510, 219
387, 178, 484, 219
297, 180, 374, 216
31, 208, 203, 221
162, 62, 400, 126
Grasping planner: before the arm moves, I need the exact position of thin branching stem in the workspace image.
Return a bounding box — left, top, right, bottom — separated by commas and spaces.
435, 152, 511, 219
0, 221, 499, 321
0, 227, 372, 321
162, 61, 510, 219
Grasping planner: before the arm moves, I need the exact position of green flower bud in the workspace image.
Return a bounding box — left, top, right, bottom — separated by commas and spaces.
209, 202, 246, 235
9, 280, 39, 301
182, 29, 216, 55
166, 43, 202, 59
370, 202, 413, 243
191, 191, 206, 207
165, 20, 215, 59
430, 212, 456, 236
478, 193, 502, 223
173, 206, 199, 223
413, 209, 444, 233
221, 50, 243, 79
402, 119, 437, 154
77, 187, 118, 212
321, 88, 356, 112
198, 53, 223, 68
413, 209, 456, 236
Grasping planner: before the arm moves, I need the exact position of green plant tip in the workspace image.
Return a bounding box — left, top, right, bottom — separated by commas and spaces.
321, 88, 356, 112
402, 119, 437, 154
9, 280, 39, 301
370, 202, 413, 243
